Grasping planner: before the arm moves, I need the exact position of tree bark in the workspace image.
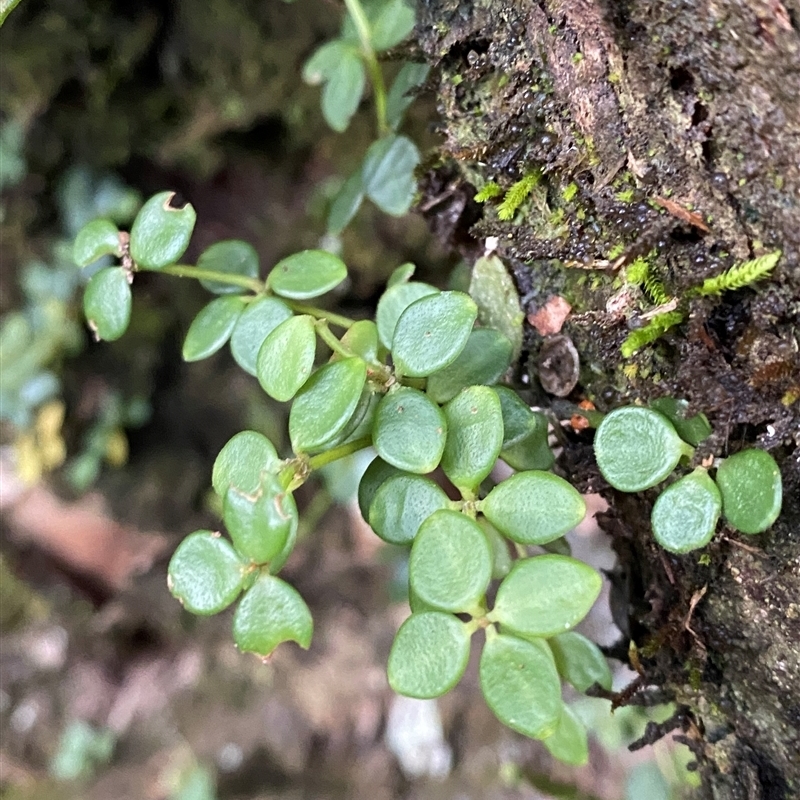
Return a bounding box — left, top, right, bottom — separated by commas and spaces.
414, 1, 800, 797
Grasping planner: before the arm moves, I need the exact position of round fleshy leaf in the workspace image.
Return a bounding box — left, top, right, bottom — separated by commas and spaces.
289, 357, 367, 453
409, 509, 492, 613
426, 329, 513, 404
548, 631, 612, 693
129, 191, 196, 270
715, 449, 782, 535
212, 431, 280, 497
480, 633, 563, 740
387, 612, 470, 699
336, 319, 379, 363
197, 240, 260, 295
386, 262, 416, 288
302, 40, 352, 85
83, 267, 131, 342
357, 457, 401, 521
361, 134, 420, 216
494, 386, 555, 471
328, 171, 365, 235
376, 281, 438, 349
256, 315, 316, 402
232, 574, 313, 657
267, 250, 347, 300
230, 296, 293, 376
491, 556, 602, 638
651, 468, 721, 553
369, 473, 450, 545
373, 387, 446, 473
371, 0, 415, 50
543, 706, 589, 765
650, 397, 712, 446
392, 291, 477, 378
168, 531, 247, 615
319, 386, 378, 450
321, 50, 365, 132
441, 386, 503, 492
594, 406, 686, 492
73, 219, 121, 267
480, 471, 585, 545
268, 512, 298, 575
386, 63, 429, 131
223, 476, 297, 564
182, 296, 245, 362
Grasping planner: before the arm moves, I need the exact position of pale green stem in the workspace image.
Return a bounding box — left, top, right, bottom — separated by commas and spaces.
154, 264, 264, 293
315, 319, 354, 360
306, 435, 373, 470
285, 301, 355, 329
343, 0, 388, 135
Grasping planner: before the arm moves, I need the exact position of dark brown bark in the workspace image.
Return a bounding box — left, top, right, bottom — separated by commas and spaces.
414, 1, 800, 797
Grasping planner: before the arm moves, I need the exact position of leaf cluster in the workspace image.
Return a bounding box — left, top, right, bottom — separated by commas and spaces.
594, 403, 782, 552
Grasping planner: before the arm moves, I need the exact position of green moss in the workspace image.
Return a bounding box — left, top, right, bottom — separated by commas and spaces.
615, 188, 635, 203
562, 182, 578, 202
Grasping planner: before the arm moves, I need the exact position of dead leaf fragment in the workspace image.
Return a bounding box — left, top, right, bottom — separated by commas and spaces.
527, 296, 572, 335
652, 196, 710, 232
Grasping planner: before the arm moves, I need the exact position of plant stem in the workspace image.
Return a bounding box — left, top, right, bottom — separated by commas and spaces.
285, 301, 355, 329
343, 0, 388, 135
154, 264, 264, 293
307, 435, 372, 470
315, 320, 354, 360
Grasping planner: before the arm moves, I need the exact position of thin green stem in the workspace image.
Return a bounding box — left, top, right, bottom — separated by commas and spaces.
307, 435, 372, 471
315, 320, 354, 360
154, 264, 264, 293
285, 301, 356, 329
399, 376, 426, 390
343, 0, 388, 135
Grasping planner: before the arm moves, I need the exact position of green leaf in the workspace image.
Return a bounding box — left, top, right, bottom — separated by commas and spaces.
594, 406, 687, 492
409, 509, 492, 612
129, 191, 196, 270
491, 556, 602, 637
715, 449, 782, 534
386, 63, 430, 130
256, 315, 316, 401
361, 134, 420, 216
197, 240, 259, 295
387, 612, 470, 698
481, 518, 513, 580
321, 51, 366, 132
543, 706, 589, 765
212, 430, 280, 497
373, 386, 447, 473
83, 267, 131, 342
268, 250, 348, 300
386, 261, 416, 287
223, 476, 297, 564
327, 171, 364, 235
230, 296, 293, 376
368, 472, 449, 545
651, 468, 721, 553
494, 387, 554, 471
289, 357, 367, 452
480, 633, 563, 739
441, 386, 504, 491
336, 319, 379, 363
269, 510, 298, 574
375, 280, 438, 349
426, 329, 513, 404
168, 531, 247, 615
319, 386, 379, 449
548, 631, 612, 692
232, 574, 313, 657
182, 296, 245, 362
357, 456, 401, 521
469, 255, 524, 361
649, 397, 712, 446
392, 291, 478, 378
302, 40, 352, 84
73, 219, 121, 267
371, 0, 415, 50
480, 471, 585, 545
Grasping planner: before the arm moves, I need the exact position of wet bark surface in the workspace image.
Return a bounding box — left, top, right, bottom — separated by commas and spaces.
414, 1, 800, 797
